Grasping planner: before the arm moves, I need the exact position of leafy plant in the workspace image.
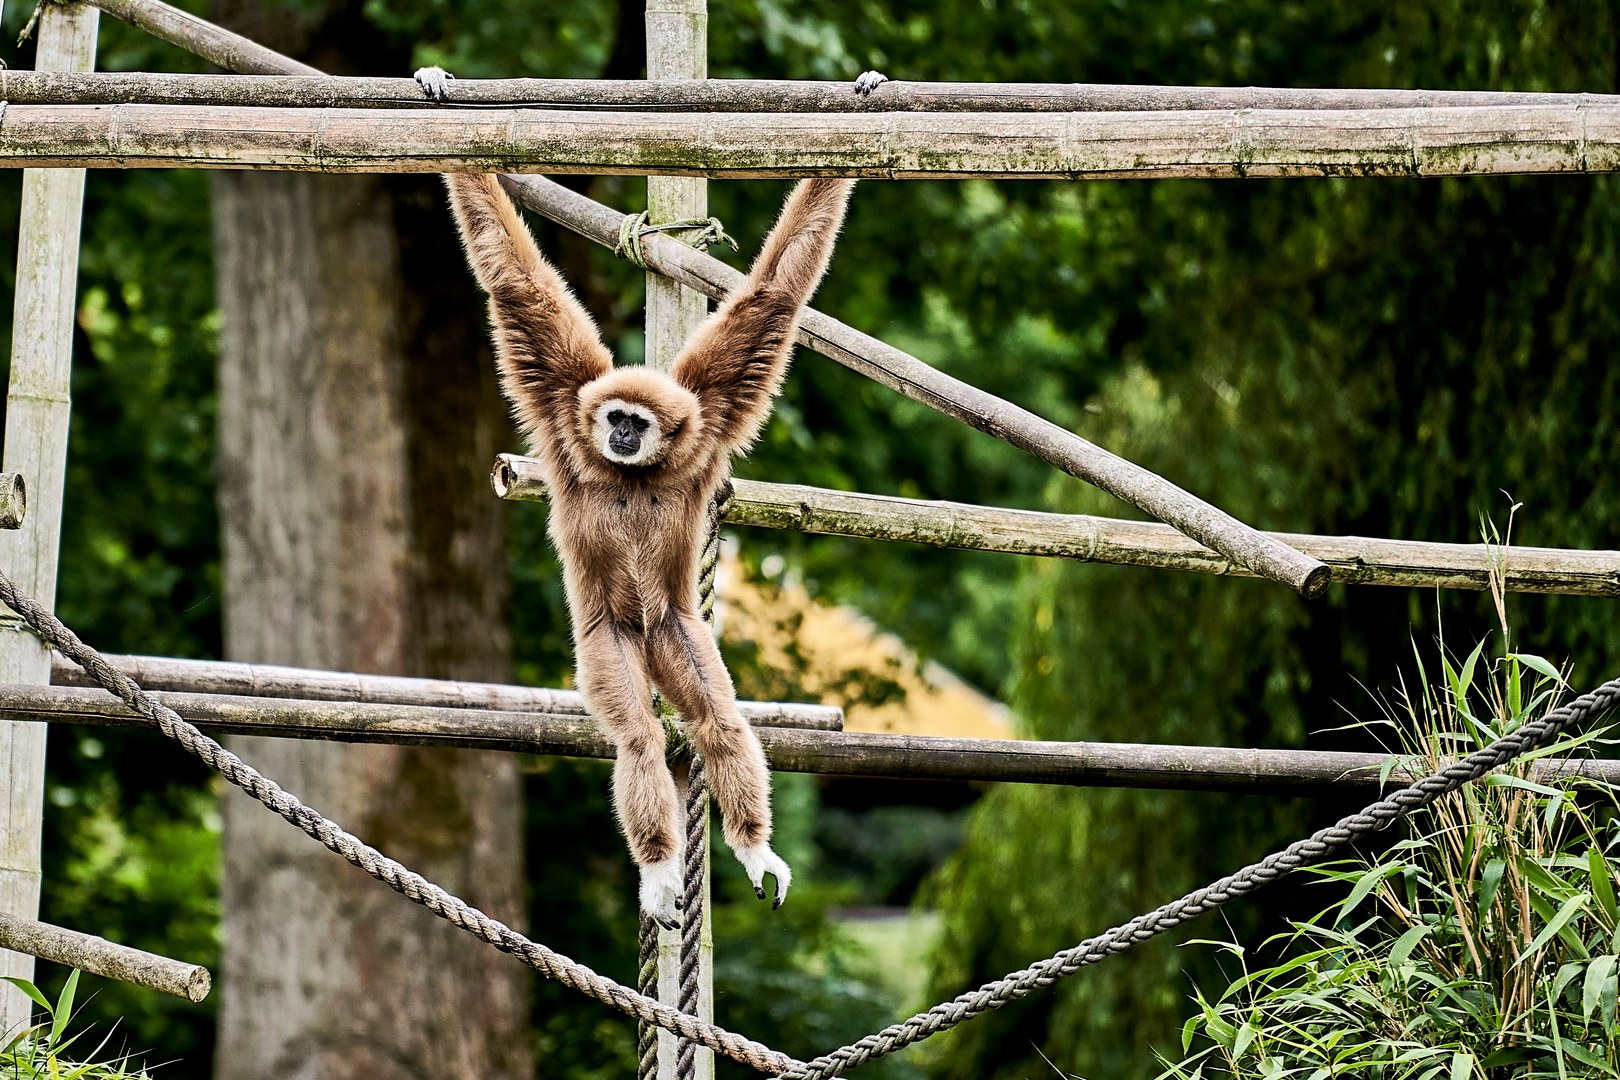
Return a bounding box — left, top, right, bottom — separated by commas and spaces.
0, 971, 155, 1078
1160, 569, 1620, 1078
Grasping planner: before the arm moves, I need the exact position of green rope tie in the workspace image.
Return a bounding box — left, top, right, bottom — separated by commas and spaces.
615, 211, 739, 270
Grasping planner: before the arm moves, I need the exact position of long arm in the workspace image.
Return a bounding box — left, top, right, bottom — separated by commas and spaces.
444, 174, 612, 458
671, 179, 856, 451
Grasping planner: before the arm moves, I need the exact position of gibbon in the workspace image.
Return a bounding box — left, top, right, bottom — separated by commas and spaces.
443, 170, 854, 927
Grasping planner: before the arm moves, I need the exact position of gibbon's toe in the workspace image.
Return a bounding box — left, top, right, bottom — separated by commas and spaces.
638, 853, 684, 930
413, 66, 455, 103
853, 70, 889, 97
733, 843, 792, 909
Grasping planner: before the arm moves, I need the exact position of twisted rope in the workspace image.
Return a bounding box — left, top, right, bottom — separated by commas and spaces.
0, 567, 800, 1077
615, 211, 738, 271
776, 676, 1620, 1079
676, 482, 731, 1078
636, 915, 660, 1080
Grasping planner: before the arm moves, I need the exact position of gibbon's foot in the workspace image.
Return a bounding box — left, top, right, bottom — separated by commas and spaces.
733, 843, 792, 909
853, 70, 889, 97
414, 66, 455, 103
638, 853, 685, 930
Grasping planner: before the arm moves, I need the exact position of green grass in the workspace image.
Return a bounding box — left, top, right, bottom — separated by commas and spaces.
1, 971, 156, 1078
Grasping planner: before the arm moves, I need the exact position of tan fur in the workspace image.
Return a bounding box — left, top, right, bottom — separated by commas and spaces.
445, 173, 854, 886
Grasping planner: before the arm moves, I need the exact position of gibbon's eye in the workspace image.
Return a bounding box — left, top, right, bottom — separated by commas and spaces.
631, 415, 651, 433
607, 410, 626, 425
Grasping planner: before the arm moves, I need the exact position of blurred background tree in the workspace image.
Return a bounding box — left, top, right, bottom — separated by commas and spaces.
0, 0, 1615, 1076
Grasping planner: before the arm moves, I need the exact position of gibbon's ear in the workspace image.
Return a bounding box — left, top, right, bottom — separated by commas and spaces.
444, 173, 612, 452
671, 179, 855, 451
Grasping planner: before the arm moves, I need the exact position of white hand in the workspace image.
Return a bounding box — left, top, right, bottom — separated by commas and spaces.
733, 843, 792, 909
414, 66, 456, 103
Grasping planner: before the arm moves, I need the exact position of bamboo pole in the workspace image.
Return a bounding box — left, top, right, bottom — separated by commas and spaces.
492, 456, 1620, 596
643, 4, 714, 1076
496, 179, 1331, 598
5, 682, 1617, 795
2, 102, 1620, 181
0, 913, 211, 1001
5, 70, 1618, 114
84, 0, 319, 75
48, 652, 843, 730
0, 2, 99, 1033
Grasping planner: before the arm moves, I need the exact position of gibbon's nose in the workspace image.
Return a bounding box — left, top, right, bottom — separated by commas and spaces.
609, 422, 642, 456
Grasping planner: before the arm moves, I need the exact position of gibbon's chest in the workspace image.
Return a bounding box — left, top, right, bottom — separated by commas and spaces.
550, 480, 705, 582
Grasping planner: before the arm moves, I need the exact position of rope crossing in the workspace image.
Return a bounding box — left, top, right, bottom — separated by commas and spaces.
2, 559, 1615, 1079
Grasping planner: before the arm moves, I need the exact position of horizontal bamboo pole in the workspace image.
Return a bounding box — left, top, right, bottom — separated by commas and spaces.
0, 912, 210, 1001
49, 653, 843, 730
5, 70, 1617, 114
499, 178, 1329, 598
6, 682, 1616, 794
2, 102, 1619, 181
492, 457, 1620, 596
0, 474, 23, 530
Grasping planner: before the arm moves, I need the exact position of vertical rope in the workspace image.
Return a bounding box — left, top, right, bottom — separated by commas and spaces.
676, 480, 731, 1079
635, 913, 660, 1080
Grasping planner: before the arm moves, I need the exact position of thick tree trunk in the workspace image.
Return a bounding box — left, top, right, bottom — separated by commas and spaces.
207, 5, 530, 1074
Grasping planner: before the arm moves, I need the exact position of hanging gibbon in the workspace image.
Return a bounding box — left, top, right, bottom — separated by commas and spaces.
443, 169, 854, 927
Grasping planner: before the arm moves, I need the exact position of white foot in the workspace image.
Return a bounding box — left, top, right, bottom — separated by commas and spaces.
853, 70, 889, 97
733, 843, 792, 909
414, 65, 455, 103
638, 854, 684, 930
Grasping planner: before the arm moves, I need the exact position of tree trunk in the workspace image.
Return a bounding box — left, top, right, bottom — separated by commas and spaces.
207, 5, 529, 1075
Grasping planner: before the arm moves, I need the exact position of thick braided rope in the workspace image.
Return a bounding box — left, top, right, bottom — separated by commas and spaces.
636, 915, 660, 1080
677, 483, 730, 1078
0, 569, 800, 1077
776, 676, 1620, 1080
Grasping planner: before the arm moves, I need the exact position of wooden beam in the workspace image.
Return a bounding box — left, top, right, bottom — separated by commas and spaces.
0, 913, 210, 1001
0, 2, 98, 1033
5, 682, 1617, 795
2, 102, 1619, 179
498, 180, 1331, 598
492, 456, 1620, 596
4, 70, 1618, 114
48, 652, 843, 730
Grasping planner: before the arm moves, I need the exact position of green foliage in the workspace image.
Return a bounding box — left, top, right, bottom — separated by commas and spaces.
1, 972, 157, 1078
1161, 638, 1620, 1079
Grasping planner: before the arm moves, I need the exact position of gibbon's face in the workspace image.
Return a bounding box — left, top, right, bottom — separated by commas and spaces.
577, 367, 701, 472
594, 398, 663, 465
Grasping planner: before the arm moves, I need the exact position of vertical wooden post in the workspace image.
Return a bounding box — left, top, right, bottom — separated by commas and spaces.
645, 3, 712, 1080
0, 1, 100, 1031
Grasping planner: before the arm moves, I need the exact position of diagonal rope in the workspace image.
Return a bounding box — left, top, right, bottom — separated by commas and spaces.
774, 676, 1620, 1079
0, 566, 801, 1077
2, 559, 1613, 1078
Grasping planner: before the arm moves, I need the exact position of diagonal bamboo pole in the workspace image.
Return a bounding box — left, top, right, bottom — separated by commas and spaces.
497, 176, 1329, 596
491, 456, 1620, 596
3, 70, 1617, 113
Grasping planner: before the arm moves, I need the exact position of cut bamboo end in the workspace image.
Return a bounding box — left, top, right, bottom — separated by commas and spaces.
0, 913, 211, 1001
0, 474, 25, 530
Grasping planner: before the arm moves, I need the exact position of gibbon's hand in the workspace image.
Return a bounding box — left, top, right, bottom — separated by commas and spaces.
734, 843, 792, 909
853, 70, 889, 96
415, 65, 455, 103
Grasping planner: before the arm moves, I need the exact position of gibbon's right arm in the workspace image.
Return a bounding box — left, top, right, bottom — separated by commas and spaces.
671, 179, 856, 453
443, 173, 612, 454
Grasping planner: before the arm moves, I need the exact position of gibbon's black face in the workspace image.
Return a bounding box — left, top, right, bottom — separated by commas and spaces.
593, 398, 664, 466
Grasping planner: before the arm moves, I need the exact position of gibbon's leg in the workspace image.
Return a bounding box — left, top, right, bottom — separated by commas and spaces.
577, 621, 684, 928
646, 610, 792, 908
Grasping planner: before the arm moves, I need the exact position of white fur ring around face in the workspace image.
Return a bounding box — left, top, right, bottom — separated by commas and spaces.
733, 843, 792, 909
639, 853, 684, 930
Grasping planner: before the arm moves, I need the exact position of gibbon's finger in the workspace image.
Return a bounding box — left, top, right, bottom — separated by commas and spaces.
734, 843, 792, 909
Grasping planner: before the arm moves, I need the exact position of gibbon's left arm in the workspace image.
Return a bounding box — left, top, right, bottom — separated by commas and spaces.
671, 179, 856, 452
